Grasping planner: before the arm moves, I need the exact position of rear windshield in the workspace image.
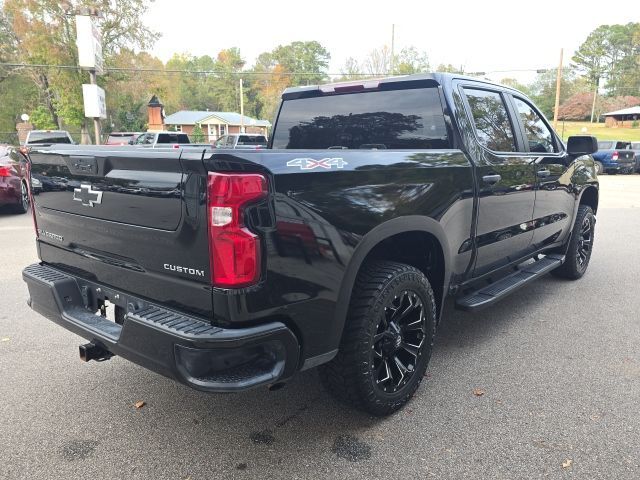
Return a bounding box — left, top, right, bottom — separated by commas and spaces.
237, 135, 267, 145
272, 87, 450, 149
157, 133, 190, 144
27, 132, 72, 144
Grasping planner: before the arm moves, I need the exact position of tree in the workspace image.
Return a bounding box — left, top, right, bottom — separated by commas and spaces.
190, 123, 205, 142
394, 47, 430, 74
2, 0, 158, 140
436, 63, 462, 73
528, 69, 587, 119
270, 41, 330, 86
572, 25, 609, 89
499, 78, 531, 96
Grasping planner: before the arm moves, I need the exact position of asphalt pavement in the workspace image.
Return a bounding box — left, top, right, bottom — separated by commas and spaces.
1, 176, 639, 479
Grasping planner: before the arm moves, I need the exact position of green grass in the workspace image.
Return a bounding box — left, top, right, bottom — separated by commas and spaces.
556, 121, 640, 142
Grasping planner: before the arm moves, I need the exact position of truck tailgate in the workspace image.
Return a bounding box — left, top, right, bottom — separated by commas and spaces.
28, 146, 213, 318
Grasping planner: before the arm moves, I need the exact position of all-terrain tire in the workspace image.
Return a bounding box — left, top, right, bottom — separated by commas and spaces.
551, 205, 595, 280
320, 261, 436, 416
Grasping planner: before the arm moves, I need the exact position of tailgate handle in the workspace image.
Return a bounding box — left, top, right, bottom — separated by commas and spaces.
69, 156, 98, 175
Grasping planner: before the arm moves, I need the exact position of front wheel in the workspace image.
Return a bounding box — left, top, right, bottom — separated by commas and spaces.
320, 261, 436, 416
552, 205, 595, 280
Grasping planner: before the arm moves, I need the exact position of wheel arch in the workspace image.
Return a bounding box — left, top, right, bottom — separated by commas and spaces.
578, 185, 599, 214
334, 216, 451, 343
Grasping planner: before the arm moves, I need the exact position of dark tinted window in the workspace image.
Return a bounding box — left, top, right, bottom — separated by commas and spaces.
464, 89, 516, 152
615, 141, 631, 149
513, 98, 556, 153
238, 135, 267, 145
27, 131, 72, 144
598, 141, 613, 150
156, 133, 190, 144
272, 87, 450, 149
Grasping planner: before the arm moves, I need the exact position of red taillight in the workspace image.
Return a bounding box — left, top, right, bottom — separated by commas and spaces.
612, 151, 619, 161
207, 172, 268, 288
0, 166, 11, 177
26, 162, 38, 238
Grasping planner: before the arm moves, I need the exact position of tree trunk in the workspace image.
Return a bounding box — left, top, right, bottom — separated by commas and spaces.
39, 73, 61, 129
80, 122, 91, 145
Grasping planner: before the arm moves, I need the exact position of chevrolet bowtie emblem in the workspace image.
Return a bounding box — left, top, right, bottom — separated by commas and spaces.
73, 184, 103, 207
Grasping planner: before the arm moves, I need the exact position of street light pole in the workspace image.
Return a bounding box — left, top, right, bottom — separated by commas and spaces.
553, 48, 563, 131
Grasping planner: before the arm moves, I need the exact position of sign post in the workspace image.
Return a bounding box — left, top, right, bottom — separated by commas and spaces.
76, 14, 104, 144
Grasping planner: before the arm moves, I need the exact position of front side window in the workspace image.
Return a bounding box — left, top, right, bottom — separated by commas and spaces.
513, 97, 556, 153
464, 88, 516, 152
272, 87, 450, 149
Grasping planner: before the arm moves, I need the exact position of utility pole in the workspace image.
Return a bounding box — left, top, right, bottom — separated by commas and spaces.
390, 24, 395, 75
590, 78, 599, 123
553, 48, 563, 131
89, 70, 101, 144
239, 78, 244, 133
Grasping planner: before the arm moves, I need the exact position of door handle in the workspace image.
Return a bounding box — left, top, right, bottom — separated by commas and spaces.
482, 174, 501, 185
537, 169, 551, 178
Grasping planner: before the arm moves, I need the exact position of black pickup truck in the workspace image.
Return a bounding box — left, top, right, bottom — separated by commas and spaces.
23, 73, 599, 416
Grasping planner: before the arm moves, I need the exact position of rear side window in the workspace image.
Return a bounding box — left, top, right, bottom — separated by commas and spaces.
513, 97, 556, 153
238, 135, 267, 145
464, 88, 516, 152
272, 87, 450, 149
27, 132, 73, 144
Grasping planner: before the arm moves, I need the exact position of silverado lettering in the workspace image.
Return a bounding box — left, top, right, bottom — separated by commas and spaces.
22, 73, 599, 416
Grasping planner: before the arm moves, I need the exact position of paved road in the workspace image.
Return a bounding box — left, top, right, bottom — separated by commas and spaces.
1, 176, 639, 479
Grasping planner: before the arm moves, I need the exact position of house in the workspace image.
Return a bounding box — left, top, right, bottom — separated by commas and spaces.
163, 110, 271, 142
603, 106, 640, 128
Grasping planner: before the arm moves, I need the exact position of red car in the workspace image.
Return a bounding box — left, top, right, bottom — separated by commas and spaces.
0, 144, 30, 214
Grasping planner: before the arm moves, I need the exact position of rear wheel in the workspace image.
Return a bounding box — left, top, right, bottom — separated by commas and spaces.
552, 205, 595, 280
11, 181, 29, 214
320, 261, 436, 416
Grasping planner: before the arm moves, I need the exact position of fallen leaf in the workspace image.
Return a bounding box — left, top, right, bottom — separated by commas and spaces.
473, 388, 485, 397
1, 338, 9, 342
562, 459, 573, 469
134, 401, 146, 409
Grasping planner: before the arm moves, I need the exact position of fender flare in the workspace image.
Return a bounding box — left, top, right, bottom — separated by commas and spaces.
334, 216, 451, 342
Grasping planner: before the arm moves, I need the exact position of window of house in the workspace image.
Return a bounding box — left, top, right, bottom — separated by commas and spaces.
219, 125, 227, 136
174, 125, 182, 132
463, 88, 516, 152
513, 97, 556, 153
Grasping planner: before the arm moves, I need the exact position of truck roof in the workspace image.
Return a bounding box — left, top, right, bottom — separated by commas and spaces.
282, 72, 527, 100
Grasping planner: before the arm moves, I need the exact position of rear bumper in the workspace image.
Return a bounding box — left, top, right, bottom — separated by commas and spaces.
22, 263, 300, 392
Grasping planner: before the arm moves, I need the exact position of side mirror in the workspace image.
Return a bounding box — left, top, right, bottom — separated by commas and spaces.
567, 135, 597, 156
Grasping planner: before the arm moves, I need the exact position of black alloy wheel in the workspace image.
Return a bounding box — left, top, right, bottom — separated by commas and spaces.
320, 261, 436, 416
372, 290, 426, 394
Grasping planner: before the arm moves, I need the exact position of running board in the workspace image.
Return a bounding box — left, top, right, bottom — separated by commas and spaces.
455, 254, 565, 311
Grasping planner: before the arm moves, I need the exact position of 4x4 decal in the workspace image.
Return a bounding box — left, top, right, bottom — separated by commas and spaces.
286, 157, 348, 170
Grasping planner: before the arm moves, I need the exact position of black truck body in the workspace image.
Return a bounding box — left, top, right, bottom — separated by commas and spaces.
23, 73, 599, 415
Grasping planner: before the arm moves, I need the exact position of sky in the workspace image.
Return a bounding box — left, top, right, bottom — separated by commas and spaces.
146, 0, 638, 84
